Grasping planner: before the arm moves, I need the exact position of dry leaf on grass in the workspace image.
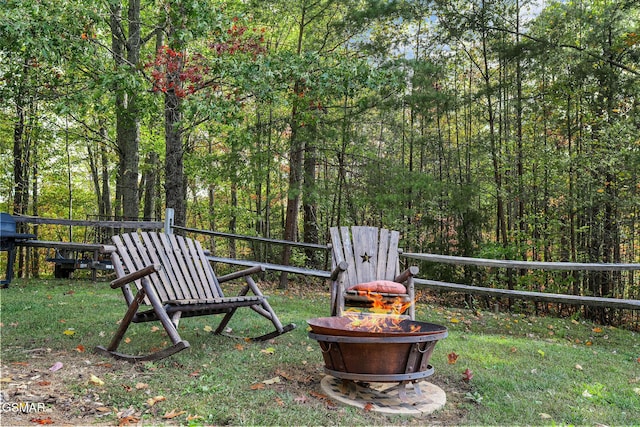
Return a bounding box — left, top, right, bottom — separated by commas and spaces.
89, 374, 104, 386
49, 362, 63, 372
29, 418, 54, 425
118, 415, 139, 426
147, 396, 166, 407
163, 409, 186, 419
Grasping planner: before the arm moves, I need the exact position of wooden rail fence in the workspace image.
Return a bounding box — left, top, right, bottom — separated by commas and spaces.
6, 210, 639, 312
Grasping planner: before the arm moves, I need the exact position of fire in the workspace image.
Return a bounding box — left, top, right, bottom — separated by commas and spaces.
345, 291, 420, 333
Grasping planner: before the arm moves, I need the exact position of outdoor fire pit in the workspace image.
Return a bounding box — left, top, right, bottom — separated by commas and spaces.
308, 315, 447, 404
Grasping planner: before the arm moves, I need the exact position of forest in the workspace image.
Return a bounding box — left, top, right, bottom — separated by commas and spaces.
1, 0, 639, 309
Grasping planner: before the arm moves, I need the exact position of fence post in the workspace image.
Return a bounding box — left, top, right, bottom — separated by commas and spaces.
164, 208, 174, 235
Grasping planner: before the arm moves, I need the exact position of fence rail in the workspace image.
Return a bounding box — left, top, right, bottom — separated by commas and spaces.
404, 253, 640, 311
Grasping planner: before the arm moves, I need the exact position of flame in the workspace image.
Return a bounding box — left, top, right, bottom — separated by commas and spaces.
345, 290, 419, 333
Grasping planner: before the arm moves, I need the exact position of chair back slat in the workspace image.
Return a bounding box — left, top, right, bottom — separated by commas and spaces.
385, 230, 401, 279
192, 238, 224, 297
351, 226, 378, 283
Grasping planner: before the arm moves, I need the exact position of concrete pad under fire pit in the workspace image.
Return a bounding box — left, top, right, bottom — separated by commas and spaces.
320, 375, 446, 416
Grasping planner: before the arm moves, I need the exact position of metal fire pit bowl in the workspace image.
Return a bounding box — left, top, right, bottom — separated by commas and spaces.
307, 316, 447, 384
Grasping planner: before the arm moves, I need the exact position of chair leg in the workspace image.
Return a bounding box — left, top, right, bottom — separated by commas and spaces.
98, 289, 146, 353
213, 276, 296, 340
94, 279, 190, 362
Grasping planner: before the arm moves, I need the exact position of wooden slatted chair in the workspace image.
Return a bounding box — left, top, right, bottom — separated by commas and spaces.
329, 226, 418, 319
95, 231, 295, 361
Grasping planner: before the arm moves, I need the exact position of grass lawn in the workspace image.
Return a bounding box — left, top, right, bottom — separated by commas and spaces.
1, 276, 639, 426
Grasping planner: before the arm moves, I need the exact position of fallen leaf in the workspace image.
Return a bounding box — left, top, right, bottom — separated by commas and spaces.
275, 397, 285, 406
37, 381, 51, 386
592, 327, 603, 333
539, 413, 552, 419
582, 389, 593, 398
633, 387, 640, 396
189, 370, 200, 377
63, 328, 75, 336
538, 349, 545, 358
462, 368, 473, 382
96, 407, 112, 413
76, 344, 85, 353
135, 382, 148, 390
250, 383, 266, 390
235, 343, 244, 351
29, 417, 54, 425
310, 390, 329, 400
261, 347, 275, 355
89, 374, 105, 386
510, 347, 517, 353
0, 377, 13, 382
124, 337, 131, 344
203, 325, 213, 332
364, 402, 374, 411
163, 409, 186, 419
586, 341, 593, 346
575, 364, 583, 371
186, 415, 203, 421
447, 352, 459, 364
147, 396, 166, 407
450, 317, 460, 324
49, 362, 63, 372
118, 415, 139, 426
294, 395, 308, 403
262, 376, 281, 385
150, 326, 160, 332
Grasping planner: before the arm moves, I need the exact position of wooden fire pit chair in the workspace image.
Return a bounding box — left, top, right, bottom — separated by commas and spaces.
95, 231, 295, 361
329, 226, 418, 319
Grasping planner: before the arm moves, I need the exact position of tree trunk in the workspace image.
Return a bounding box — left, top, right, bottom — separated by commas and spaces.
110, 1, 140, 221
163, 4, 186, 228
303, 128, 319, 267
279, 4, 308, 289
142, 152, 160, 220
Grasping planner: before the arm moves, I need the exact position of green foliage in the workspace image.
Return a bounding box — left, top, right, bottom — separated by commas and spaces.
1, 0, 639, 312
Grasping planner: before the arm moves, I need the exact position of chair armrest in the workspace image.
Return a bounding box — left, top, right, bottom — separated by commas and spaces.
101, 244, 117, 254
110, 264, 162, 289
217, 265, 266, 283
394, 265, 419, 284
330, 261, 348, 281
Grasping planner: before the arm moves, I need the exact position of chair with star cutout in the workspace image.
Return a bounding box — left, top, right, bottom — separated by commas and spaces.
329, 226, 418, 319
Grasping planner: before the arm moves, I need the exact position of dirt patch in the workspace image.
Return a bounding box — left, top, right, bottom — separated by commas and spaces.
1, 350, 138, 426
